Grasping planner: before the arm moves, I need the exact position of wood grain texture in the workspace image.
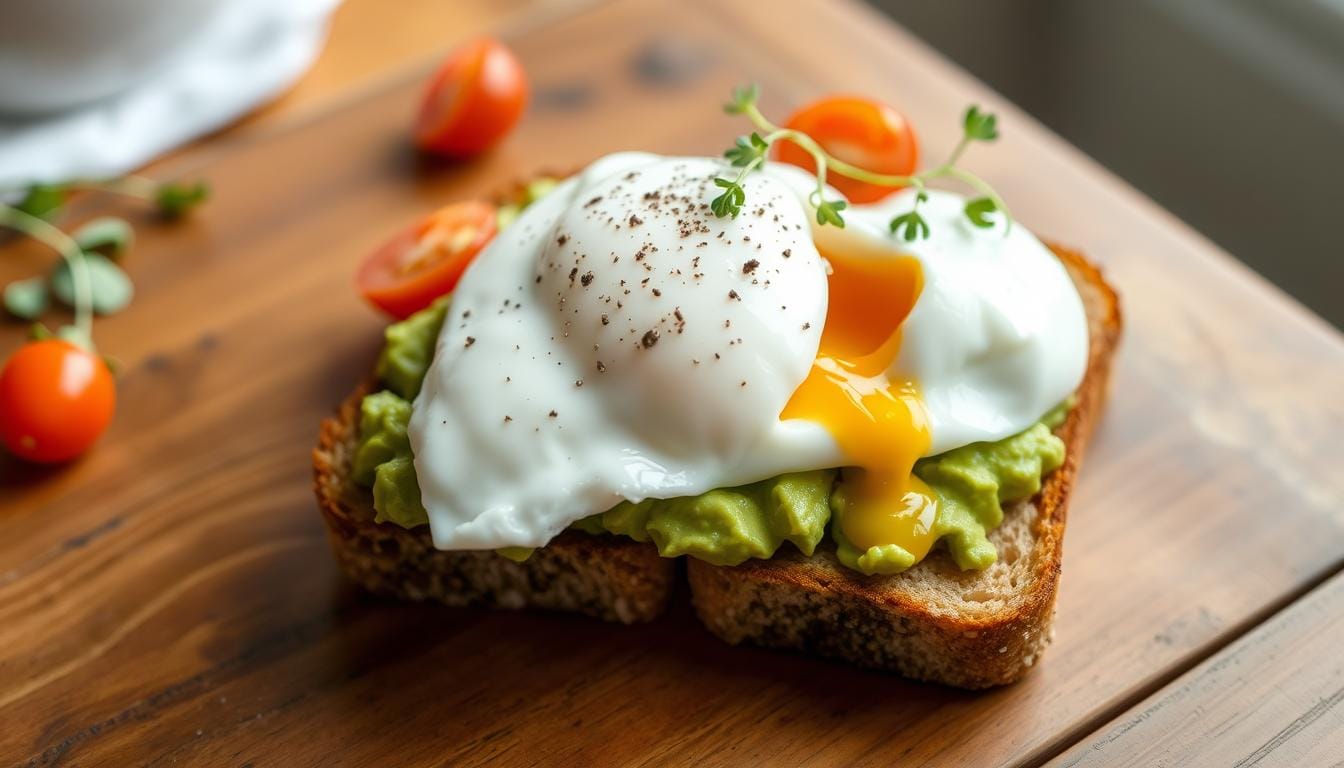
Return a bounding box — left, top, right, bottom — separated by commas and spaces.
2, 0, 1343, 765
1050, 572, 1344, 768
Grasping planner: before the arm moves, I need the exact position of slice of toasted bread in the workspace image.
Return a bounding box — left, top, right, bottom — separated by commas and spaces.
313, 378, 677, 623
687, 245, 1121, 688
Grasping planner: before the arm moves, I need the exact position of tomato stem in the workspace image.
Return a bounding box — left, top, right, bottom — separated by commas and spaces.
0, 204, 95, 343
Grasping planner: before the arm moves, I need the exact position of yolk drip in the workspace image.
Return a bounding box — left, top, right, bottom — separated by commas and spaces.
780, 246, 938, 559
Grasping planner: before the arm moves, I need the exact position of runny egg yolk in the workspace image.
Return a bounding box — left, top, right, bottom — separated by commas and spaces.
779, 245, 938, 559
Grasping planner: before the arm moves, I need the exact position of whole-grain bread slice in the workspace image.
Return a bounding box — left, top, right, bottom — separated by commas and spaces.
686, 245, 1121, 688
313, 378, 677, 623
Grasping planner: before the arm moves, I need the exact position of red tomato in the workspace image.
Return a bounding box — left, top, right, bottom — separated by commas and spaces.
357, 200, 498, 319
774, 95, 919, 204
0, 340, 116, 464
415, 38, 529, 157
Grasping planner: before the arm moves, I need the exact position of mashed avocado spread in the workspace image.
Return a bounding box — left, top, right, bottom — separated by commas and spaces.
574, 469, 835, 565
351, 183, 1070, 575
375, 297, 448, 400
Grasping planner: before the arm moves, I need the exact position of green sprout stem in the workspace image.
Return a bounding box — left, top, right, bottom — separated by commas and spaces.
758, 127, 837, 212
0, 174, 158, 201
942, 133, 975, 168
943, 166, 1012, 231
744, 102, 917, 189
0, 204, 94, 341
732, 94, 1012, 233
729, 154, 767, 189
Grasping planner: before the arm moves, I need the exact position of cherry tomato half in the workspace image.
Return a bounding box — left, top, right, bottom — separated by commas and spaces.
0, 339, 116, 464
357, 200, 498, 319
774, 95, 919, 204
415, 38, 529, 158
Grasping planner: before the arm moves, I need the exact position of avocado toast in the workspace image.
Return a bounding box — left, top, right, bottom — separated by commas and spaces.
314, 174, 1118, 686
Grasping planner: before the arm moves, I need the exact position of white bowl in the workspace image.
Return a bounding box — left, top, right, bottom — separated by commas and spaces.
0, 0, 226, 115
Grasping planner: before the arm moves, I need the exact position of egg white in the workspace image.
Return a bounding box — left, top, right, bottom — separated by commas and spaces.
409, 153, 1088, 550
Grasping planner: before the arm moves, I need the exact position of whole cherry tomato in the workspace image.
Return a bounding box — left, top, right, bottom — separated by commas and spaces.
415, 38, 529, 158
774, 95, 919, 204
357, 200, 498, 319
0, 339, 116, 463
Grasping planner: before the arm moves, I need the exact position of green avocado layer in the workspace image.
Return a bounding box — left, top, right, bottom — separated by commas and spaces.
350, 297, 449, 529
352, 390, 427, 528
576, 469, 836, 566
375, 297, 448, 400
350, 182, 1069, 574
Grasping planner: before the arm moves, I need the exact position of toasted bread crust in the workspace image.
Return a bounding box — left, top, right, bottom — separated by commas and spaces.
312, 378, 676, 624
686, 245, 1121, 688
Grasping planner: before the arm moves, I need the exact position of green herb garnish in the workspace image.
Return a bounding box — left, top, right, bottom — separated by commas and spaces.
712, 85, 1011, 238
6, 175, 209, 221
889, 192, 930, 242
2, 174, 209, 349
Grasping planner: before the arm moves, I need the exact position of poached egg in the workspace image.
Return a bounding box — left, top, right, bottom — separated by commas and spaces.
408, 152, 1088, 554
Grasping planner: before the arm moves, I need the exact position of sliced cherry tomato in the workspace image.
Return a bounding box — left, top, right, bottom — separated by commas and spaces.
415, 38, 529, 158
774, 95, 919, 204
357, 200, 498, 319
0, 339, 116, 464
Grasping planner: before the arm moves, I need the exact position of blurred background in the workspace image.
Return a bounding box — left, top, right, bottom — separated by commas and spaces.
874, 0, 1344, 329
2, 0, 1339, 326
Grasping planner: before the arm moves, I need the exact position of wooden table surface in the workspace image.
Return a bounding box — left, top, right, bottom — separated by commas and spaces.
3, 0, 1343, 766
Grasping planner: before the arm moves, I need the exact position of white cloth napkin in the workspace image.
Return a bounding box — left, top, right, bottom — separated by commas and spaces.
0, 0, 342, 187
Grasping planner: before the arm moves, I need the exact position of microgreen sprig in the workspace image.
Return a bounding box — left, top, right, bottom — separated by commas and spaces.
6, 176, 209, 221
711, 85, 1011, 240
0, 205, 95, 346
889, 192, 930, 241
1, 174, 210, 350
712, 132, 768, 219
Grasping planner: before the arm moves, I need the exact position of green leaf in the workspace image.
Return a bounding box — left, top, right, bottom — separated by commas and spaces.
724, 132, 769, 167
724, 83, 760, 115
50, 252, 134, 315
889, 210, 930, 241
964, 197, 999, 228
72, 216, 134, 258
3, 277, 49, 320
710, 178, 746, 218
28, 322, 54, 341
815, 199, 847, 228
15, 183, 68, 219
155, 180, 209, 218
963, 105, 999, 142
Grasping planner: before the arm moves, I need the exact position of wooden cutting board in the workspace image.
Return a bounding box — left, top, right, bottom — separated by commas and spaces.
3, 0, 1342, 765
